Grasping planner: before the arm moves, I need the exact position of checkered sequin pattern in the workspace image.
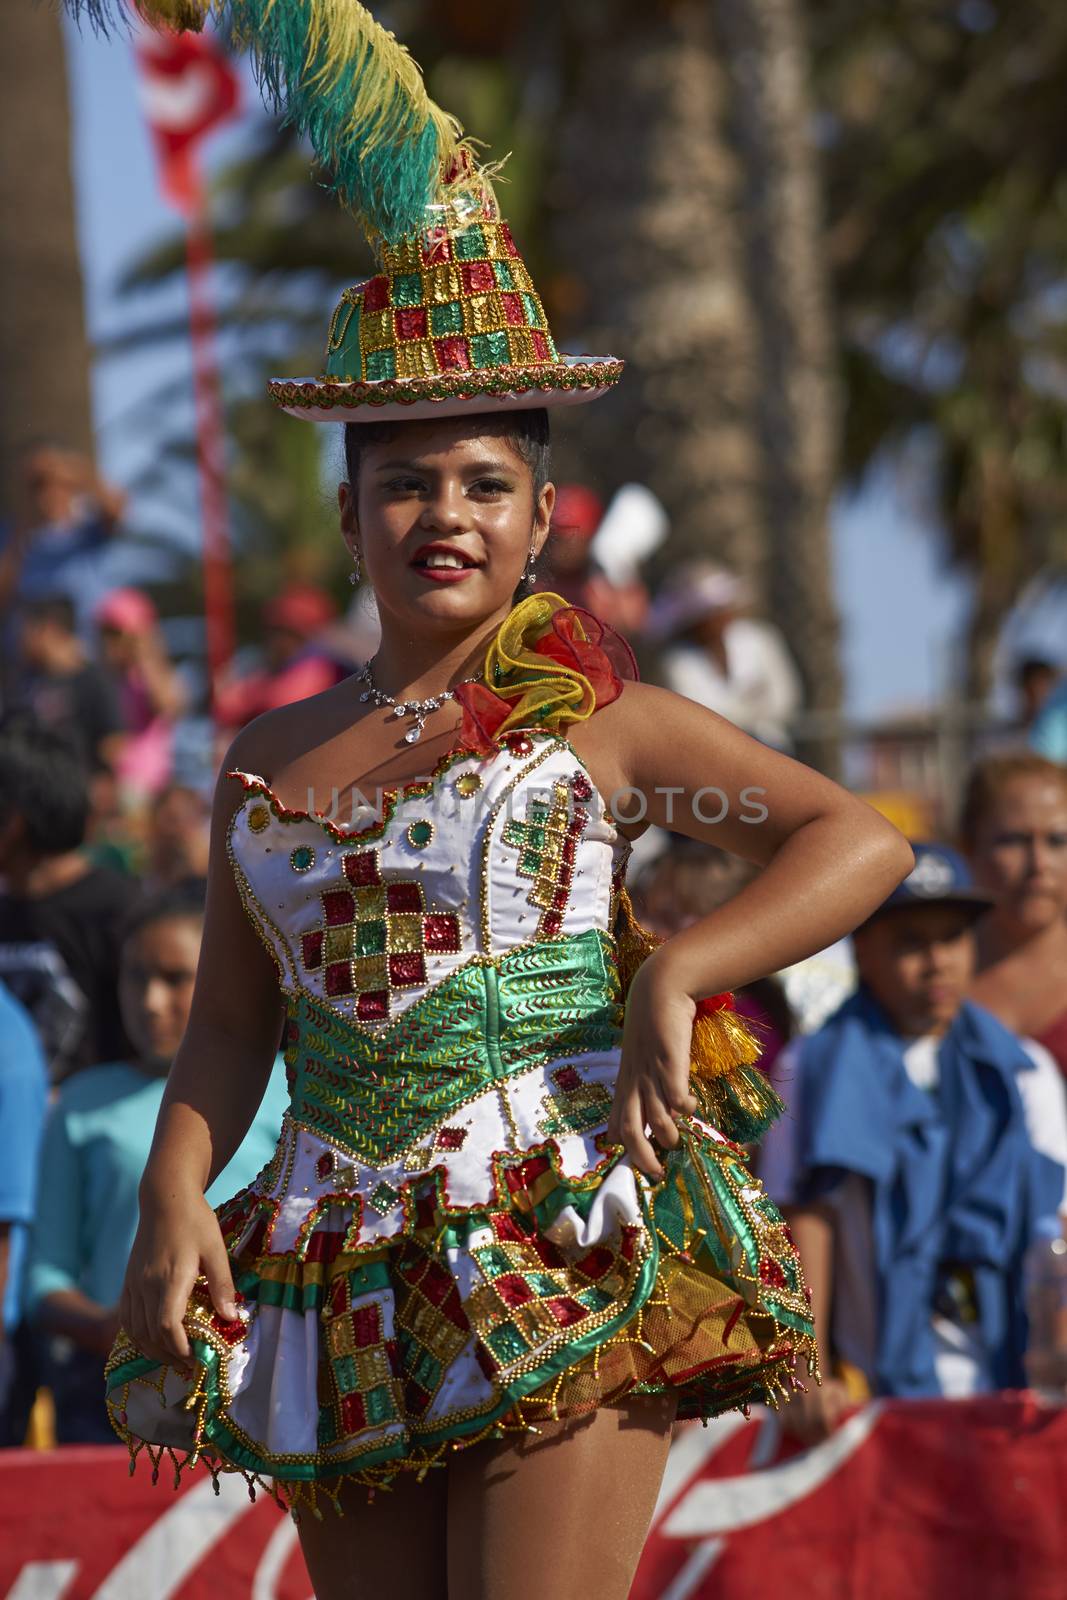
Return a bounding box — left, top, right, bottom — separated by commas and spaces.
323, 218, 560, 383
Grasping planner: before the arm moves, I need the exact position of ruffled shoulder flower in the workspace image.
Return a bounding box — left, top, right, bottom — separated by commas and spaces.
453, 592, 639, 755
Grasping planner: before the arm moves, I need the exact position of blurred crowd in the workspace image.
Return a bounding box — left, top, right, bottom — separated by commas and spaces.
2, 444, 1067, 1448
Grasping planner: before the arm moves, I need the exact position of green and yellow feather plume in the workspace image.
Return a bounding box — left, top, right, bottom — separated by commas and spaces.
64, 0, 497, 246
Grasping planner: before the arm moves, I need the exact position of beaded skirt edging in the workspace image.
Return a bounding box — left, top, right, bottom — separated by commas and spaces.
103, 1110, 817, 1520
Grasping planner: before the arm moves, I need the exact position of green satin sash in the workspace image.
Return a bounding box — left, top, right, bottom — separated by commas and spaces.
284, 926, 624, 1164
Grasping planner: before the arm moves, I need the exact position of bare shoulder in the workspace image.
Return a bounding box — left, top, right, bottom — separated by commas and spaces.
218, 678, 357, 788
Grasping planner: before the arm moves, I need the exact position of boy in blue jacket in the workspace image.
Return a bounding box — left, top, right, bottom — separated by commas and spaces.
761, 844, 1067, 1440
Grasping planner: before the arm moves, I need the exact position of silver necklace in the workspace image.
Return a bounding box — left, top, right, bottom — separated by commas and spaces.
355, 660, 481, 744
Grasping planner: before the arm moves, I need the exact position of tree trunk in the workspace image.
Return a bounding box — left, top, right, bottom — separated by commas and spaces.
0, 7, 94, 520
711, 0, 843, 774
550, 0, 767, 591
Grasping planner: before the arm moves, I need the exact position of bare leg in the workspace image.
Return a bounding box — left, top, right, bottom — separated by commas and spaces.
295, 1465, 448, 1600
447, 1394, 677, 1600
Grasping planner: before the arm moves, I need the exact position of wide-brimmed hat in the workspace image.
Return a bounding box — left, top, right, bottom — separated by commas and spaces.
71, 4, 624, 427
269, 215, 622, 425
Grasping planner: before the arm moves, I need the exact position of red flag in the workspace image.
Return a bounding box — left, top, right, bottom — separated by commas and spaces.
135, 28, 239, 213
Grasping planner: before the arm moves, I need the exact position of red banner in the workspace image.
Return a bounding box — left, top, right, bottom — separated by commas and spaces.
2, 1399, 1066, 1598
135, 28, 240, 213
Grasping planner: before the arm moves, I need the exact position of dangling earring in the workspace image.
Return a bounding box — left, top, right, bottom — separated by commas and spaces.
523, 542, 537, 583
349, 548, 361, 586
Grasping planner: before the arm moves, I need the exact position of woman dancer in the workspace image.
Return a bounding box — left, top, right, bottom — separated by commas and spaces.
77, 4, 913, 1594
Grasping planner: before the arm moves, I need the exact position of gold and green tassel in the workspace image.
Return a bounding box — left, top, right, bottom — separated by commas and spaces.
612, 886, 784, 1144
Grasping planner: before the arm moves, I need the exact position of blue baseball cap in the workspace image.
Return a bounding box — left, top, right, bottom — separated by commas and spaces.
873, 842, 996, 920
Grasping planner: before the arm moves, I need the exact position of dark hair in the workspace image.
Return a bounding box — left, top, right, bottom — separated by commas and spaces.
1015, 656, 1058, 686
118, 876, 207, 951
24, 595, 78, 634
0, 712, 90, 853
342, 408, 551, 499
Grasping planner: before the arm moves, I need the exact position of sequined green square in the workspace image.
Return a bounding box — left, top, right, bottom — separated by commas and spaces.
364, 1382, 396, 1424
429, 300, 464, 336
521, 292, 543, 329
332, 1354, 360, 1394
480, 1245, 512, 1280
487, 1322, 528, 1363
520, 851, 541, 875
392, 273, 424, 307
365, 347, 397, 381
528, 1272, 562, 1297
318, 1402, 339, 1445
454, 225, 487, 260
469, 330, 511, 368
405, 1341, 442, 1392
370, 1180, 401, 1214
355, 918, 387, 956
493, 260, 516, 291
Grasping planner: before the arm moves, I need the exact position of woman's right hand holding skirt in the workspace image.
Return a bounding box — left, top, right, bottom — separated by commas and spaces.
119, 1189, 238, 1379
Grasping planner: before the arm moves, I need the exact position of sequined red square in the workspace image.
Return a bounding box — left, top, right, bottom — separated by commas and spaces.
418, 1261, 455, 1309
352, 1303, 382, 1347
574, 1247, 614, 1280
424, 230, 452, 264
461, 259, 495, 294
759, 1258, 787, 1289
386, 881, 423, 913
302, 931, 323, 969
356, 988, 389, 1021
496, 1274, 536, 1308
362, 276, 390, 313
435, 336, 471, 371
395, 306, 428, 340
326, 961, 354, 995
532, 331, 551, 361
343, 851, 381, 886
423, 913, 460, 952
323, 890, 355, 925
389, 951, 426, 985
316, 1151, 336, 1182
436, 1126, 467, 1151
492, 1211, 526, 1243
554, 1066, 581, 1092
500, 292, 525, 326
499, 223, 520, 258
547, 1296, 588, 1327
541, 912, 562, 936
340, 1392, 367, 1432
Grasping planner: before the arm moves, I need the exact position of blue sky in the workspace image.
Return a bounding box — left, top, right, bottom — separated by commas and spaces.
63, 17, 975, 720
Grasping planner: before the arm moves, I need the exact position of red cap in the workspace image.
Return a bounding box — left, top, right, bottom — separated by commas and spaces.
263, 585, 338, 636
551, 484, 604, 541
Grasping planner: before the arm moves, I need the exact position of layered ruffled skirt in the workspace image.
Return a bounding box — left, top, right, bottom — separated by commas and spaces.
105, 934, 816, 1514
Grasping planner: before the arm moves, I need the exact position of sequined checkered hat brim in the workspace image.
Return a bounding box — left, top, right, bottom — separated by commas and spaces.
269, 216, 623, 423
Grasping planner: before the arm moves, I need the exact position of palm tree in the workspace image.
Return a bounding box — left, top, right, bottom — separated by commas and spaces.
551, 0, 842, 768
550, 1, 767, 590
712, 0, 843, 769
0, 6, 94, 517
